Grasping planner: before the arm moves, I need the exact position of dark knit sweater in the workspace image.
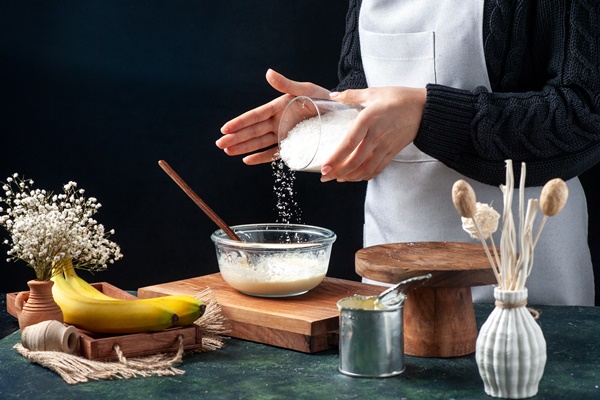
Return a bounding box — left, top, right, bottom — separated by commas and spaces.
336, 0, 600, 186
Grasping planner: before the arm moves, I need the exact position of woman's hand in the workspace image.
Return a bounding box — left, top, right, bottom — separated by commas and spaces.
216, 69, 330, 165
320, 86, 427, 182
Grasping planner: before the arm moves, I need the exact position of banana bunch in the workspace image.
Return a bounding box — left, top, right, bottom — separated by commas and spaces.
51, 264, 206, 334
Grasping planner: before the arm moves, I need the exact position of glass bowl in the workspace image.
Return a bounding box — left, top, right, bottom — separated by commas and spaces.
211, 223, 336, 297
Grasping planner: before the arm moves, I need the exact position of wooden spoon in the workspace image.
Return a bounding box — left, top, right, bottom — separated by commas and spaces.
158, 160, 242, 241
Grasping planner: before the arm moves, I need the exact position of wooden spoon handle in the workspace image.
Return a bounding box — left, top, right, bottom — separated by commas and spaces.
158, 160, 241, 241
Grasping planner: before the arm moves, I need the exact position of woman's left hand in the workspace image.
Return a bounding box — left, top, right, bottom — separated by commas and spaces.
320, 86, 426, 182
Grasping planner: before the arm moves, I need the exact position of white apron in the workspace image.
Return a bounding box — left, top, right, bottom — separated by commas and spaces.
359, 0, 595, 306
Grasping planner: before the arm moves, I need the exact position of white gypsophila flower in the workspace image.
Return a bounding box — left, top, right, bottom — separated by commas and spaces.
461, 202, 500, 240
0, 174, 123, 281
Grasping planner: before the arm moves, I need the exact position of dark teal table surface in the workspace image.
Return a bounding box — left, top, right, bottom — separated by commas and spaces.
1, 294, 599, 400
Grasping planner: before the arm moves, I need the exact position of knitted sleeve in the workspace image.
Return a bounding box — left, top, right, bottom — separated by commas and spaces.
335, 0, 367, 91
414, 0, 600, 186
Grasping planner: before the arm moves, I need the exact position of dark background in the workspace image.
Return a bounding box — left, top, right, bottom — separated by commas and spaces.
1, 1, 598, 305
0, 0, 366, 293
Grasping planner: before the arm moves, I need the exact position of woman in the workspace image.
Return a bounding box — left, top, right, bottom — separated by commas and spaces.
216, 0, 600, 305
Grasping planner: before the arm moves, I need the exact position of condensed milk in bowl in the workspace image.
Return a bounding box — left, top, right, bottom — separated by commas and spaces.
211, 223, 336, 297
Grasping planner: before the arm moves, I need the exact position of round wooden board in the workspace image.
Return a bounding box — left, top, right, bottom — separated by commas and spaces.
355, 241, 497, 287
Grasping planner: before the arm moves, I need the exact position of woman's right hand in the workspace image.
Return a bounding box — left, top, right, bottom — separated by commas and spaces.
216, 69, 331, 165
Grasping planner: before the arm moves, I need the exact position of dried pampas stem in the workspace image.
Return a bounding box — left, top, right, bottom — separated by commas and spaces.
512, 198, 538, 290
452, 180, 501, 284
499, 161, 515, 290
533, 178, 569, 248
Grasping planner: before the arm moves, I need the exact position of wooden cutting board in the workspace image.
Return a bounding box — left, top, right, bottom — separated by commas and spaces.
138, 273, 385, 353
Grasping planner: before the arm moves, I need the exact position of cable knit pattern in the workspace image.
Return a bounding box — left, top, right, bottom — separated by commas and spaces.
335, 0, 600, 186
336, 0, 367, 91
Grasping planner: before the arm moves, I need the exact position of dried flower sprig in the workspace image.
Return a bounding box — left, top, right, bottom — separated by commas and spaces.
452, 180, 502, 285
534, 178, 568, 247
461, 202, 500, 241
452, 161, 568, 291
0, 174, 123, 281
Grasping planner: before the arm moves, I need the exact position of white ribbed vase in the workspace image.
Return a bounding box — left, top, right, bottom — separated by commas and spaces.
475, 288, 546, 399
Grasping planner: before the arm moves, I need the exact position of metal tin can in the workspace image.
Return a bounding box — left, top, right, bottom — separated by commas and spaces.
337, 295, 405, 378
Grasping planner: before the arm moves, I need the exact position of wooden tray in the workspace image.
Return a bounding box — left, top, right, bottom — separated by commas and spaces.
138, 273, 386, 353
7, 282, 203, 361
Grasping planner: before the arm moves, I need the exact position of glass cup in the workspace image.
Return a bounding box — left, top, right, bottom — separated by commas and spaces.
278, 96, 362, 172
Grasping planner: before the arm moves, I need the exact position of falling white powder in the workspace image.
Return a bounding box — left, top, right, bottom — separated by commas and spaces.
272, 159, 302, 224
279, 108, 360, 172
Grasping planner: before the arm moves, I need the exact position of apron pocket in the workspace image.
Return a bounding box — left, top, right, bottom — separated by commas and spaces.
360, 30, 435, 88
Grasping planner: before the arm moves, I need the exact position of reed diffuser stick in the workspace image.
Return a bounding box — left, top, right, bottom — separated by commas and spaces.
453, 160, 569, 292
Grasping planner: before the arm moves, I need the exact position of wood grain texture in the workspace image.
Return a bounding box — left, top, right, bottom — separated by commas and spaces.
355, 241, 497, 287
79, 324, 202, 361
403, 287, 477, 357
355, 242, 496, 357
138, 273, 385, 353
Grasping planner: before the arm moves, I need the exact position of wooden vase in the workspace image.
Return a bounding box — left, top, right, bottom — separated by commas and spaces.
14, 279, 64, 331
475, 288, 546, 398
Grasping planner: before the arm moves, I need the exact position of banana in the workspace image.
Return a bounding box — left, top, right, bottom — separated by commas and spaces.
63, 264, 116, 301
51, 272, 178, 334
62, 263, 206, 327
149, 295, 206, 327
